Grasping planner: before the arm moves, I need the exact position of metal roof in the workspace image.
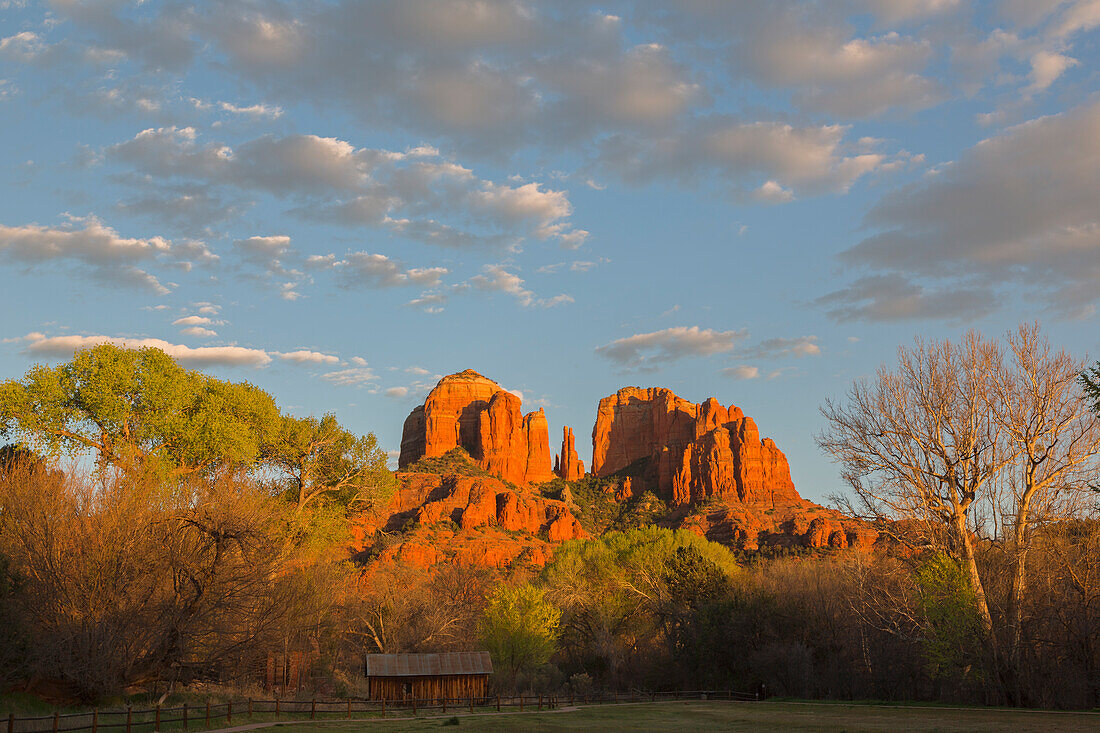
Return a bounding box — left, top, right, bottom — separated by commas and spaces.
365, 652, 493, 677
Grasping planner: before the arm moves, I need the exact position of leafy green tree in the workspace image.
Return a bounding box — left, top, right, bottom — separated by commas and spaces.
0, 344, 279, 477
538, 528, 740, 687
265, 413, 394, 515
480, 584, 560, 687
915, 552, 985, 681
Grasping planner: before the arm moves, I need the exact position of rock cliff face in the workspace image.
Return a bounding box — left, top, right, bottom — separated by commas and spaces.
399, 370, 554, 485
386, 374, 879, 562
554, 426, 585, 481
591, 387, 798, 508
589, 386, 877, 551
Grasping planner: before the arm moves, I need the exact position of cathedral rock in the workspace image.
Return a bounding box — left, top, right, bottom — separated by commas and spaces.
399, 370, 555, 485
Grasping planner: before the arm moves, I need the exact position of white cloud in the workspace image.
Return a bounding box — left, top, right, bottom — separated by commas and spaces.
465, 265, 573, 308
14, 332, 271, 367
321, 366, 379, 386
335, 252, 448, 289
599, 118, 898, 198
720, 365, 760, 380
595, 326, 748, 369
278, 350, 340, 365
173, 315, 213, 326
106, 129, 586, 249
828, 100, 1100, 318
384, 386, 410, 399
180, 326, 217, 338
219, 101, 284, 119
1026, 50, 1077, 93
234, 235, 292, 260
0, 215, 175, 294
747, 336, 822, 358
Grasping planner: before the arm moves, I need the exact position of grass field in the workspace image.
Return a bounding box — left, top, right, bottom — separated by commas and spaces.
255, 700, 1100, 733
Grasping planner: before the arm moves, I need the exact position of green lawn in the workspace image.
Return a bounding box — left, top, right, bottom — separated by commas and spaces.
257, 700, 1100, 733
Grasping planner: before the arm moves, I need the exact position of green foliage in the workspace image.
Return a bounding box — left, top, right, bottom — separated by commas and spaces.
479, 583, 561, 687
405, 447, 492, 477
1081, 363, 1100, 414
914, 552, 985, 680
551, 474, 670, 535
0, 344, 279, 476
266, 412, 394, 514
538, 528, 741, 687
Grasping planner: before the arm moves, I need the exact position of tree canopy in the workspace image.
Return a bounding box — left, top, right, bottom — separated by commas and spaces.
0, 344, 279, 477
265, 413, 394, 515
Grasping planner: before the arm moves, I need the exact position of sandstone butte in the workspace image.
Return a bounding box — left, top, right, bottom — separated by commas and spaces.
365, 372, 877, 572
591, 386, 878, 551
399, 369, 555, 486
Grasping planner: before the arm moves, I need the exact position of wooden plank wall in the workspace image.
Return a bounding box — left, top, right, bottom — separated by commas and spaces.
366, 674, 489, 700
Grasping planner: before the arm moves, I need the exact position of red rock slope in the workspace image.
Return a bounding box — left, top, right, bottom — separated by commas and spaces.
351, 466, 586, 570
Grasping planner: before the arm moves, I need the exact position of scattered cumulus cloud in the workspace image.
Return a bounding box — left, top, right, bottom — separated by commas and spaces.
595, 326, 748, 370
0, 215, 185, 294
278, 350, 340, 365
720, 365, 761, 380
12, 332, 271, 367
321, 366, 379, 386
824, 100, 1100, 320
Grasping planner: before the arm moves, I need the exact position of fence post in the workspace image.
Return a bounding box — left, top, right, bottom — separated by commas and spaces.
204, 700, 210, 728
226, 701, 232, 724
275, 697, 280, 719
496, 695, 500, 712
182, 704, 187, 730
52, 712, 59, 733
7, 712, 13, 733
155, 705, 160, 732
92, 709, 99, 733
126, 707, 132, 733
518, 696, 523, 713
248, 699, 252, 719
538, 695, 542, 711
469, 696, 473, 714
442, 697, 446, 714
346, 699, 351, 719
310, 699, 316, 720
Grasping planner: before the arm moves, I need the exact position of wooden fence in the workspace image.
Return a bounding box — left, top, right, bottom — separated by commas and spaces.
4, 690, 759, 733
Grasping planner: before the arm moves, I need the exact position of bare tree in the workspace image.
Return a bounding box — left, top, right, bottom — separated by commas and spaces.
818, 332, 1008, 638
818, 324, 1100, 701
986, 324, 1100, 691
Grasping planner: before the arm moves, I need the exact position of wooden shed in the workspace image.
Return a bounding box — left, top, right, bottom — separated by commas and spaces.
363, 652, 493, 701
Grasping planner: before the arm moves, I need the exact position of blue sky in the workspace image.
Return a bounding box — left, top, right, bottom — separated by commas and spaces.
2, 1, 1099, 502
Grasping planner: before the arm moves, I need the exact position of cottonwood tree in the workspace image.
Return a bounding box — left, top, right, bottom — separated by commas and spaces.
0, 344, 279, 477
479, 584, 560, 689
818, 324, 1100, 702
265, 413, 393, 515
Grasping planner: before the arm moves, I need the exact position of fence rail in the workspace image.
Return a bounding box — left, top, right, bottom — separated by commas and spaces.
5, 690, 758, 733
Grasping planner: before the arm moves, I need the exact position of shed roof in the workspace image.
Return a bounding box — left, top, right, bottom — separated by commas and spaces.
365, 652, 493, 677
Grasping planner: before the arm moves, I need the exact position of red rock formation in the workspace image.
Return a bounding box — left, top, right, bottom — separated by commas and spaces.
555, 426, 585, 480
591, 386, 799, 510
399, 370, 554, 485
352, 470, 586, 571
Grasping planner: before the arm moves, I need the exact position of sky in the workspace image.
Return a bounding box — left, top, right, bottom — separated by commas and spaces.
2, 0, 1099, 503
